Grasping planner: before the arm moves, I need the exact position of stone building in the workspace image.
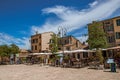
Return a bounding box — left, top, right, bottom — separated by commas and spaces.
88, 16, 120, 47
31, 32, 54, 53
58, 36, 87, 51
19, 49, 31, 58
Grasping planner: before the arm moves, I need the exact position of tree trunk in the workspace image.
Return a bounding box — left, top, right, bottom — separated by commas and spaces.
96, 49, 104, 65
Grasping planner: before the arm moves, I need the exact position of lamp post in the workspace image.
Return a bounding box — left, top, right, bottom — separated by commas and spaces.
58, 26, 67, 37
58, 26, 67, 54
57, 26, 67, 66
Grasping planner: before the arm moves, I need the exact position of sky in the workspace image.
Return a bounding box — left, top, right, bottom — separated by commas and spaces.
0, 0, 120, 49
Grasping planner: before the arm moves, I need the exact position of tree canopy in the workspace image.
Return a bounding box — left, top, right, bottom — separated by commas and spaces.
0, 45, 10, 57
87, 22, 108, 64
9, 44, 20, 54
88, 22, 108, 49
0, 44, 19, 57
50, 34, 59, 54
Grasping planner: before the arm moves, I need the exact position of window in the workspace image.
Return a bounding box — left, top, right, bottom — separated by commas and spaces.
49, 39, 53, 43
36, 39, 38, 43
77, 53, 80, 59
32, 46, 34, 50
35, 45, 37, 50
116, 19, 120, 26
64, 40, 68, 44
107, 26, 114, 31
116, 32, 120, 39
32, 39, 35, 43
72, 53, 75, 58
83, 52, 88, 58
108, 36, 115, 43
39, 43, 41, 46
32, 39, 38, 43
76, 41, 78, 47
39, 36, 41, 38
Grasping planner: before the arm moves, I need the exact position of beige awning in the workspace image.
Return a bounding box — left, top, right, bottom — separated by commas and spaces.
29, 53, 52, 56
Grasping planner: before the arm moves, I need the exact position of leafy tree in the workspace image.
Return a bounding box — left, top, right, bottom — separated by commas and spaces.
50, 34, 59, 54
0, 45, 10, 63
49, 34, 60, 65
88, 22, 108, 64
96, 49, 104, 64
88, 22, 108, 49
0, 44, 19, 64
9, 44, 20, 54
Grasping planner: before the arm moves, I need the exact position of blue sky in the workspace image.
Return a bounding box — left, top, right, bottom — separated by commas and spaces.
0, 0, 120, 49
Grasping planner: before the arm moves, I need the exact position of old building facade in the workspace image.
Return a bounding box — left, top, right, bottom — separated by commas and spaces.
31, 32, 54, 53
88, 16, 120, 47
58, 36, 86, 51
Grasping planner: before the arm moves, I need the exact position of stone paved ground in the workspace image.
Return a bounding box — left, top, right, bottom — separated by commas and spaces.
0, 64, 120, 80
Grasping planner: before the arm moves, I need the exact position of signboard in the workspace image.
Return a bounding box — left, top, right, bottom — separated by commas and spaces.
107, 59, 114, 63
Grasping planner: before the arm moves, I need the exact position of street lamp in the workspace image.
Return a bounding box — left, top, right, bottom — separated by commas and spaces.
58, 26, 67, 54
58, 26, 67, 38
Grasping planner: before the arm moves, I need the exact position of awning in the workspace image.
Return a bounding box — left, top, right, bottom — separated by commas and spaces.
29, 53, 52, 56
57, 49, 95, 54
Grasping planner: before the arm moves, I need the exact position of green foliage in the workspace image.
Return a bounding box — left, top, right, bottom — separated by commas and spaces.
9, 44, 20, 54
0, 45, 10, 57
0, 44, 19, 57
50, 34, 59, 54
88, 22, 108, 49
96, 49, 104, 64
88, 22, 107, 64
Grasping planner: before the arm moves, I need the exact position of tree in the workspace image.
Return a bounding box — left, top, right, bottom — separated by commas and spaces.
0, 44, 19, 64
88, 22, 108, 49
49, 34, 60, 65
9, 44, 20, 54
50, 34, 59, 54
88, 22, 108, 64
96, 49, 104, 64
0, 45, 10, 64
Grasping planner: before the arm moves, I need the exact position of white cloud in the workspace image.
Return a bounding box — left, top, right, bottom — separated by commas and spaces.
0, 33, 30, 49
89, 0, 98, 7
31, 0, 120, 42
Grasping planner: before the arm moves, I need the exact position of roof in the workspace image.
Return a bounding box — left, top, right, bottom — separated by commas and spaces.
60, 35, 82, 44
63, 35, 80, 41
102, 16, 120, 22
31, 32, 54, 37
87, 16, 120, 25
20, 49, 30, 53
81, 45, 88, 49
